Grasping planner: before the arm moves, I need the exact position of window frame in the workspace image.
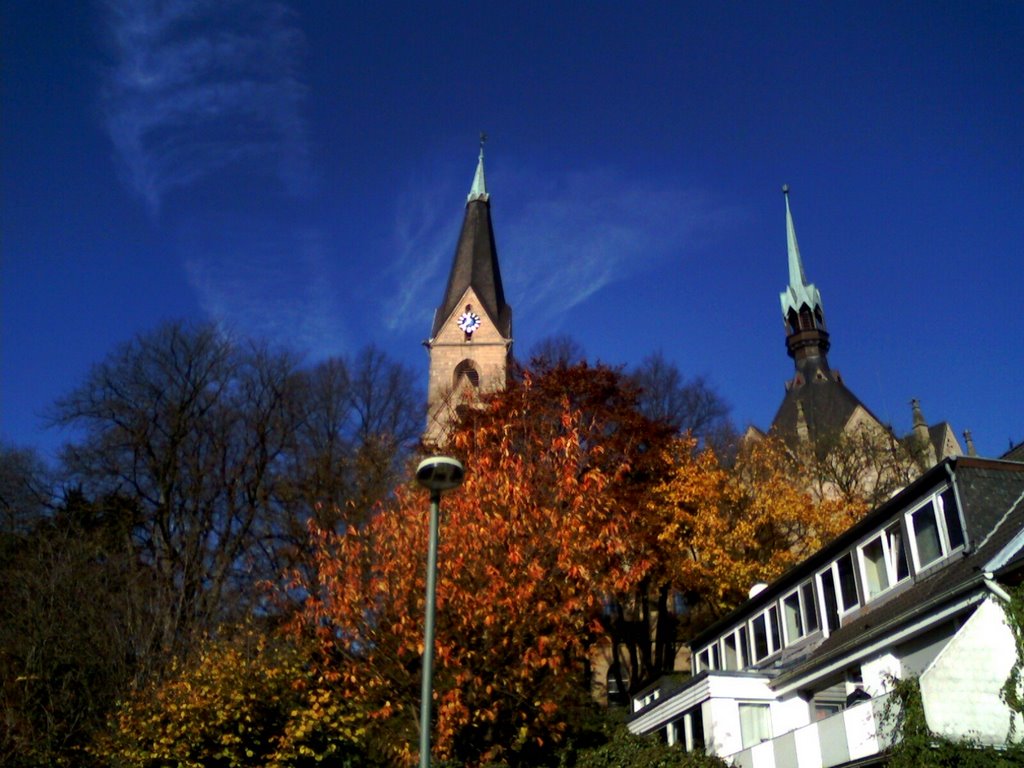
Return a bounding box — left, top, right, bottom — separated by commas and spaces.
857, 521, 912, 601
738, 701, 773, 749
905, 485, 966, 572
781, 580, 820, 645
781, 589, 804, 644
750, 612, 770, 662
815, 553, 861, 636
721, 630, 741, 670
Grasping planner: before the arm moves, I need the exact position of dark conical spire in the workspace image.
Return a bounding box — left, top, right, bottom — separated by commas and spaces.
430, 140, 511, 339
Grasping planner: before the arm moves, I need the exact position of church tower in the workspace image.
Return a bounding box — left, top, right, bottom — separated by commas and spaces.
780, 185, 830, 369
752, 186, 960, 501
424, 143, 513, 444
769, 186, 879, 452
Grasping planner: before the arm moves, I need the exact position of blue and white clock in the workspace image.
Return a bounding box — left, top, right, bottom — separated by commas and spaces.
457, 309, 482, 335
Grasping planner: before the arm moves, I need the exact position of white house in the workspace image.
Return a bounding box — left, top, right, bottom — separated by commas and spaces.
627, 456, 1024, 766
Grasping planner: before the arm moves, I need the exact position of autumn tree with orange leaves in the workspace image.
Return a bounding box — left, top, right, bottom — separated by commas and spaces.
287, 363, 678, 766
283, 363, 866, 766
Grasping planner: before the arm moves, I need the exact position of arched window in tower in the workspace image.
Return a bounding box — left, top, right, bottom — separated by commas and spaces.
798, 304, 814, 331
814, 306, 825, 329
453, 360, 480, 390
786, 308, 800, 335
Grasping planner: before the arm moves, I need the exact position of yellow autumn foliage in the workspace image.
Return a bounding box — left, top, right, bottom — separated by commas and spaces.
89, 620, 367, 767
652, 436, 865, 618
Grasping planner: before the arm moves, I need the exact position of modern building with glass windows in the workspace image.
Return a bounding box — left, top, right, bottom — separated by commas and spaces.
627, 456, 1024, 766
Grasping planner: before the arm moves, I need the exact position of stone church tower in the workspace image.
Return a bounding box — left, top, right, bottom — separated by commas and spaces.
769, 184, 880, 449
424, 146, 513, 444
752, 186, 961, 501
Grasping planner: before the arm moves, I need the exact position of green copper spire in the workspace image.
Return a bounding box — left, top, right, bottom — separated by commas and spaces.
785, 184, 807, 287
467, 132, 489, 203
779, 185, 824, 321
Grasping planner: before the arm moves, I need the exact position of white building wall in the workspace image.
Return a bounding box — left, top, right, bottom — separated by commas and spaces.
791, 722, 824, 767
748, 739, 776, 767
861, 651, 900, 696
705, 697, 743, 756
772, 694, 812, 736
920, 596, 1023, 745
843, 701, 881, 762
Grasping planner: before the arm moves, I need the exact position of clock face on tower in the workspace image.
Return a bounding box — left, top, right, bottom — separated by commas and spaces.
457, 306, 482, 335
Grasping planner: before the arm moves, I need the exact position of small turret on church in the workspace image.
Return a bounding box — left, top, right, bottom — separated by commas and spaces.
423, 142, 513, 444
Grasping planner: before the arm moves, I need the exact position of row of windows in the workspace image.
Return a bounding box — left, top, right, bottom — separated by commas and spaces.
696, 486, 966, 673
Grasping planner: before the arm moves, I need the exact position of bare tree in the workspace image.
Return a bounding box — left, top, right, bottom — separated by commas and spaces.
279, 345, 420, 533
50, 323, 422, 658
527, 334, 586, 371
0, 443, 53, 536
2, 323, 422, 766
804, 425, 925, 507
51, 323, 287, 655
631, 351, 733, 446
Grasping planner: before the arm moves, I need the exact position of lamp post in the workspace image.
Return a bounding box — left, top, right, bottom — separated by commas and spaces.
414, 456, 465, 768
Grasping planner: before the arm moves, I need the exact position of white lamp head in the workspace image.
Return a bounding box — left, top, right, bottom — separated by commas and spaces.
415, 456, 465, 492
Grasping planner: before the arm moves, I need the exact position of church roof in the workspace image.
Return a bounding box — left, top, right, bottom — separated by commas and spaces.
430, 148, 511, 339
1002, 439, 1024, 462
769, 358, 880, 454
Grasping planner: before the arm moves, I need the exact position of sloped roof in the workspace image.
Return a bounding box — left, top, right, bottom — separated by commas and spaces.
927, 421, 961, 459
1004, 440, 1024, 463
769, 357, 882, 455
769, 459, 1024, 688
431, 197, 511, 339
690, 458, 1024, 656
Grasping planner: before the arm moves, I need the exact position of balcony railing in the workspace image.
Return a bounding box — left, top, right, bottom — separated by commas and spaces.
725, 693, 896, 768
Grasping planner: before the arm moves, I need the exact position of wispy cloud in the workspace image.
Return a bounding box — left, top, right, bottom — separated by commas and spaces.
99, 0, 309, 213
183, 226, 349, 358
383, 176, 462, 334
382, 164, 730, 334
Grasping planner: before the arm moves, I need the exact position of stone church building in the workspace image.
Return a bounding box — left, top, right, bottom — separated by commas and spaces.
744, 187, 963, 503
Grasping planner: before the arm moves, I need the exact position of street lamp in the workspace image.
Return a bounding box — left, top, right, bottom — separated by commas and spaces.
414, 456, 465, 768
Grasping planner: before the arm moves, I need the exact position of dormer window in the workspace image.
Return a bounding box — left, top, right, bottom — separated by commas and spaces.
907, 486, 965, 571
858, 522, 910, 600
817, 552, 860, 633
782, 581, 819, 644
836, 553, 859, 610
941, 488, 965, 550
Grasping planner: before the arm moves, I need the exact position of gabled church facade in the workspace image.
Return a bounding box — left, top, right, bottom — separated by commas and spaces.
424, 147, 513, 445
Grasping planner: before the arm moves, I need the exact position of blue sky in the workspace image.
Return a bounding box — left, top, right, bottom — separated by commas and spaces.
3, 1, 1022, 461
